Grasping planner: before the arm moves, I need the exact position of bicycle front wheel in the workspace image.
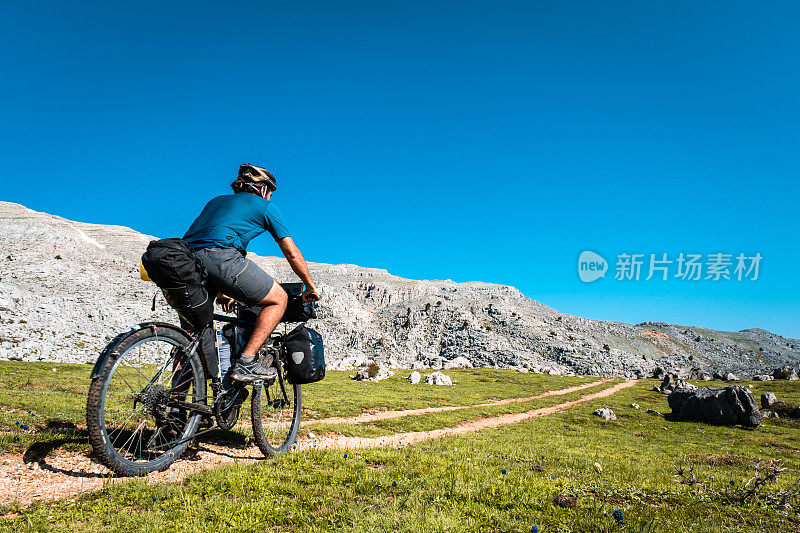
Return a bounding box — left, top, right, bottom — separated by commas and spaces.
251, 375, 301, 456
87, 324, 206, 476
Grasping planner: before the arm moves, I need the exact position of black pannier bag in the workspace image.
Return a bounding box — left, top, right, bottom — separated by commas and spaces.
282, 324, 325, 384
141, 238, 213, 330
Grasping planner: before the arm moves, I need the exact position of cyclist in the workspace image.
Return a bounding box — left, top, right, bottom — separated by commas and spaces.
183, 163, 319, 382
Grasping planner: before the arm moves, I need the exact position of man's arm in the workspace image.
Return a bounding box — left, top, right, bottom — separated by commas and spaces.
277, 237, 319, 301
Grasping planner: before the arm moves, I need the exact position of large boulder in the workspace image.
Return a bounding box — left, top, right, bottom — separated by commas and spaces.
425, 371, 453, 386
667, 385, 762, 427
407, 371, 421, 384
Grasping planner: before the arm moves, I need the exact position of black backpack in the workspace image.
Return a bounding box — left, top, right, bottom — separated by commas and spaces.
141, 239, 213, 330
282, 324, 325, 384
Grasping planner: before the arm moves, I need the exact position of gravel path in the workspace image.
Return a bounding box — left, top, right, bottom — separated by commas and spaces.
0, 380, 634, 507
309, 378, 611, 425
305, 380, 636, 450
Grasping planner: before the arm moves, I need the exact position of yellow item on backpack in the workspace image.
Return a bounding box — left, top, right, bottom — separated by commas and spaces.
139, 260, 153, 282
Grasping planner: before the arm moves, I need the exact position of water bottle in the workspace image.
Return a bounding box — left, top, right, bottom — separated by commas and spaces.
216, 326, 232, 388
234, 325, 247, 358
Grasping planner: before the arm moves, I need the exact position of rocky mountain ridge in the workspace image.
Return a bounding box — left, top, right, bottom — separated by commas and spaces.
0, 201, 798, 378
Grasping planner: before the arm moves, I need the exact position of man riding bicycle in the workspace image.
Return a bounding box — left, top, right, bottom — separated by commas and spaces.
183, 163, 319, 383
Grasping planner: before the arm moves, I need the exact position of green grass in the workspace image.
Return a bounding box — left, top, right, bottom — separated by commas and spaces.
301, 370, 598, 419
0, 362, 92, 453
301, 380, 612, 438
0, 362, 596, 453
1, 363, 799, 532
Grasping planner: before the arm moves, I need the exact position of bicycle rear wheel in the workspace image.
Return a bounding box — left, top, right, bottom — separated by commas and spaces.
251, 372, 301, 456
87, 324, 206, 476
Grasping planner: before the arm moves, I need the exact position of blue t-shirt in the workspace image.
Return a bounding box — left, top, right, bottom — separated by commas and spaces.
183, 193, 291, 251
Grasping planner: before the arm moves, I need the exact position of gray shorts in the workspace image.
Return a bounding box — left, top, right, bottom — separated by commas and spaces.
194, 247, 274, 306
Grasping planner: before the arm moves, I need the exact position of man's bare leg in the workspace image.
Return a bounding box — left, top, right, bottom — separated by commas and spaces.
242, 282, 288, 356
230, 283, 287, 382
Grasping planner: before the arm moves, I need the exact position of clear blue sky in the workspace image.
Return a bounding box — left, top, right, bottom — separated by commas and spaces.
2, 2, 798, 338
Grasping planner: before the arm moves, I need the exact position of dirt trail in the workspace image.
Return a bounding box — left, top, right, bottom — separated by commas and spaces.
310, 378, 611, 425
0, 379, 635, 506
306, 380, 636, 450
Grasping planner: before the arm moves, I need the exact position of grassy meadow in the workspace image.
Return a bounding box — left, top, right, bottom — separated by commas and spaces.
0, 362, 798, 532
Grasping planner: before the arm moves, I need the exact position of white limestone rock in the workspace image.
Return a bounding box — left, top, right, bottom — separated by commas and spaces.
424, 371, 453, 386
593, 407, 617, 421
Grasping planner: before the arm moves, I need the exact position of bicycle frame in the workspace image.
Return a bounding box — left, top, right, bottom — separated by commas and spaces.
166, 309, 290, 418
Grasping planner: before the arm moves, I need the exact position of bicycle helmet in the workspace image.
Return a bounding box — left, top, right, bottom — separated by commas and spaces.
232, 163, 277, 194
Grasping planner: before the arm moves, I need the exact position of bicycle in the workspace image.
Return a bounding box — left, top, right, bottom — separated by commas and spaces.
86, 284, 309, 476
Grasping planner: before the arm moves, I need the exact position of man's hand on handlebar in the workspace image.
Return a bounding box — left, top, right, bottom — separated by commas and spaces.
302, 285, 319, 303
216, 293, 236, 313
